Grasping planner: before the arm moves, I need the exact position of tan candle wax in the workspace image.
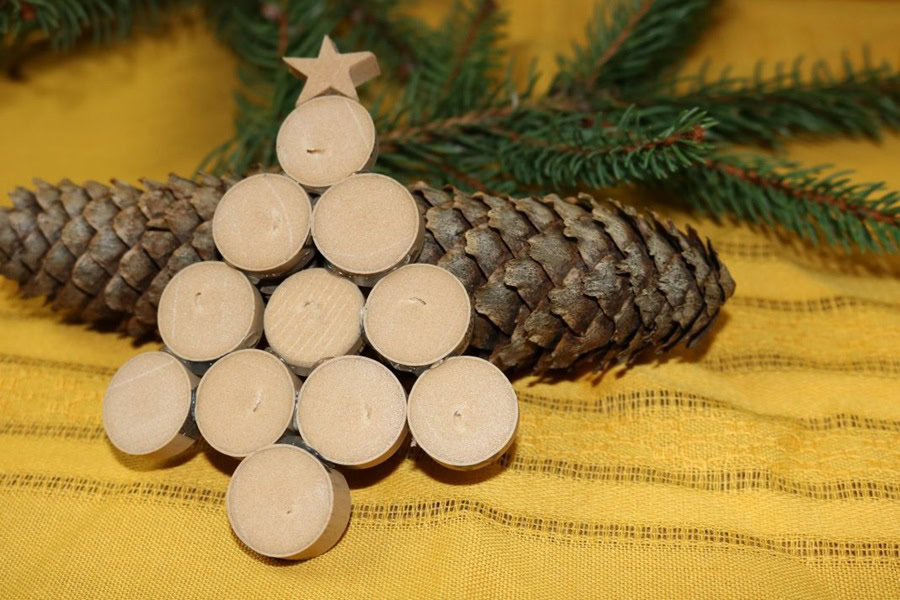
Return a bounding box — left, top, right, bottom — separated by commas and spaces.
226, 442, 351, 560
296, 355, 407, 469
407, 356, 518, 470
102, 351, 199, 459
363, 263, 472, 371
212, 173, 313, 278
195, 349, 300, 458
264, 268, 365, 375
311, 173, 423, 286
276, 95, 377, 192
157, 261, 264, 363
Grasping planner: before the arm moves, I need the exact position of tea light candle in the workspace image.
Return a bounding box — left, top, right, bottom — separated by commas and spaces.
407, 356, 518, 470
194, 349, 300, 458
264, 268, 365, 375
102, 351, 199, 459
363, 264, 472, 372
276, 95, 377, 191
212, 173, 314, 279
157, 261, 264, 363
226, 441, 351, 560
311, 173, 423, 286
296, 356, 407, 469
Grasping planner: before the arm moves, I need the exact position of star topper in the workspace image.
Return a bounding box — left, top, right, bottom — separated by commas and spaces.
283, 36, 381, 106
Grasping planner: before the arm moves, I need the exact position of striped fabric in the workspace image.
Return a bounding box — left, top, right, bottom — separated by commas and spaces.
2, 0, 900, 596
2, 216, 899, 598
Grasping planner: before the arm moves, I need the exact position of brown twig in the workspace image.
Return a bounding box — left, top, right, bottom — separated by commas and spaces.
438, 0, 498, 99
379, 97, 586, 149
380, 105, 516, 148
708, 161, 900, 226
585, 0, 655, 89
488, 122, 706, 156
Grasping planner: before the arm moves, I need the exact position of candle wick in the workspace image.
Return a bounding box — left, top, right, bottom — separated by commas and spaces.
306, 148, 325, 154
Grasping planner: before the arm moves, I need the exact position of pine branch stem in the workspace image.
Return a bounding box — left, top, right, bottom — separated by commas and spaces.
380, 104, 517, 149
586, 0, 655, 89
379, 94, 597, 151
706, 160, 900, 226
489, 121, 706, 155
439, 0, 498, 99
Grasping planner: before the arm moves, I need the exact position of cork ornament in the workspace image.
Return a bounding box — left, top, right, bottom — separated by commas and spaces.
103, 351, 199, 460
263, 268, 365, 375
195, 349, 300, 458
157, 261, 264, 364
227, 440, 352, 560
312, 173, 424, 285
276, 96, 378, 192
212, 173, 314, 279
364, 264, 472, 372
277, 36, 380, 191
100, 36, 520, 561
296, 356, 408, 469
408, 356, 518, 470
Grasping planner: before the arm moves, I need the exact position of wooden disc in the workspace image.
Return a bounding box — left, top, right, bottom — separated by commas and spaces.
158, 261, 264, 363
195, 349, 300, 458
296, 356, 407, 469
311, 173, 423, 285
226, 443, 351, 560
212, 173, 313, 278
276, 96, 377, 191
407, 356, 518, 470
103, 351, 198, 458
264, 268, 365, 374
363, 264, 472, 370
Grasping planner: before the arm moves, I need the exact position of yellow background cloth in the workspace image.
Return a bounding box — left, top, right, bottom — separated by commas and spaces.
2, 1, 900, 598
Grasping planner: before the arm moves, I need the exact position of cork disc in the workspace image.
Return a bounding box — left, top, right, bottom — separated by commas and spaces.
212, 173, 313, 277
195, 349, 299, 458
297, 356, 407, 468
363, 264, 472, 369
226, 444, 351, 560
407, 356, 518, 470
264, 268, 365, 373
158, 261, 264, 362
103, 351, 196, 456
311, 174, 423, 282
276, 95, 376, 190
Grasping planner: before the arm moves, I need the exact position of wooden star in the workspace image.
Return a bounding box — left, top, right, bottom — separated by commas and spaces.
283, 36, 381, 106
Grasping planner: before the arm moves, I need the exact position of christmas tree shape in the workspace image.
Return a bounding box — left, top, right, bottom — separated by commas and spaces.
100, 37, 524, 561
2, 34, 735, 558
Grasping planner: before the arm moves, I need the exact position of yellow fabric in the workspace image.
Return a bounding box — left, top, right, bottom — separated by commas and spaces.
2, 1, 900, 598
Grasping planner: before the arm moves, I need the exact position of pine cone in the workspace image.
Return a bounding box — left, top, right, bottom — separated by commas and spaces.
0, 174, 734, 372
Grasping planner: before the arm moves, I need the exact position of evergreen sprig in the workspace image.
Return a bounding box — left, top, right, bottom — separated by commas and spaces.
551, 0, 714, 96
0, 0, 176, 77
5, 0, 900, 252
636, 55, 900, 145
673, 154, 900, 251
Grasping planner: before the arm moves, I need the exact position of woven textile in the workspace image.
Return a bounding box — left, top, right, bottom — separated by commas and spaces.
2, 1, 900, 598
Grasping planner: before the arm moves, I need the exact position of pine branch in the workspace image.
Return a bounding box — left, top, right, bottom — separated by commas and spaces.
0, 0, 179, 78
489, 106, 713, 189
393, 0, 508, 124
373, 105, 714, 194
200, 0, 441, 175
671, 154, 900, 251
637, 55, 900, 145
551, 0, 715, 97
